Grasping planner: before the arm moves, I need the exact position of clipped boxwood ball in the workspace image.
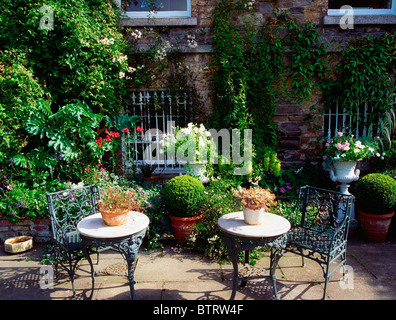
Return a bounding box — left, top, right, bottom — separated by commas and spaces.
162, 175, 205, 217
355, 173, 396, 215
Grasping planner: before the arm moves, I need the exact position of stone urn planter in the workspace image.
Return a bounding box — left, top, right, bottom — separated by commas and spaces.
330, 160, 360, 234
4, 236, 33, 254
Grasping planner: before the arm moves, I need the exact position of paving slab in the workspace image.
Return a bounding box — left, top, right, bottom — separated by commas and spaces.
1, 235, 396, 301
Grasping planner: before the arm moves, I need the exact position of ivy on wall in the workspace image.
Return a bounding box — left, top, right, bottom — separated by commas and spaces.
323, 33, 396, 145
210, 1, 330, 175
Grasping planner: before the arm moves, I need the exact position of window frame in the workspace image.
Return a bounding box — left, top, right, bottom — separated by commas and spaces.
328, 0, 396, 15
119, 0, 191, 18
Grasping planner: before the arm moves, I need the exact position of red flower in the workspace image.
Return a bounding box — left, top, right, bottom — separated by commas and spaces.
124, 127, 129, 133
105, 135, 111, 143
109, 131, 120, 138
96, 137, 103, 148
105, 128, 109, 134
137, 126, 144, 133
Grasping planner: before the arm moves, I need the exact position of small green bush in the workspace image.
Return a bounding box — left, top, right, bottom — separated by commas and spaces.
355, 173, 396, 215
162, 175, 205, 217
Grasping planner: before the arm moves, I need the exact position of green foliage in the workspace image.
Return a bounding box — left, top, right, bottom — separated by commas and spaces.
210, 0, 284, 160
0, 53, 45, 163
190, 177, 241, 260
162, 175, 205, 217
355, 173, 396, 215
210, 3, 329, 173
0, 1, 143, 222
282, 15, 330, 103
323, 33, 396, 145
0, 0, 128, 113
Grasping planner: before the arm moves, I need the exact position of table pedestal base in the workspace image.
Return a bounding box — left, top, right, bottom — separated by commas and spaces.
223, 233, 287, 300
82, 228, 147, 300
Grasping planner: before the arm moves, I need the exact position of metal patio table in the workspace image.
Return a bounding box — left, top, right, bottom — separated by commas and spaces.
77, 211, 149, 300
218, 211, 291, 300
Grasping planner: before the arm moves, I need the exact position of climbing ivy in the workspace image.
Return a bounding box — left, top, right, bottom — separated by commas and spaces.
210, 1, 330, 175
323, 33, 396, 144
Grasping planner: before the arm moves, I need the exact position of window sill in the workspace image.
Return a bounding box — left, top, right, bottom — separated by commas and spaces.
121, 17, 197, 27
323, 15, 396, 25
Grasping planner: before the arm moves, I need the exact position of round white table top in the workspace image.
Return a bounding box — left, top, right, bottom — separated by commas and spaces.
218, 211, 291, 238
77, 211, 149, 239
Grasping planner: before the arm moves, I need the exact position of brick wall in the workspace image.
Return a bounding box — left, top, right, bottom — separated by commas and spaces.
0, 217, 52, 243
122, 0, 396, 167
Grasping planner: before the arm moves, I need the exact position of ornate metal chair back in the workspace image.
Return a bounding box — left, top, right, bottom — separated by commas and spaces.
292, 185, 353, 235
46, 185, 101, 250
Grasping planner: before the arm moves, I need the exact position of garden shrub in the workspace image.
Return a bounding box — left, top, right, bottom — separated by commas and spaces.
0, 1, 138, 222
355, 173, 396, 215
190, 177, 241, 260
0, 0, 128, 113
162, 175, 205, 217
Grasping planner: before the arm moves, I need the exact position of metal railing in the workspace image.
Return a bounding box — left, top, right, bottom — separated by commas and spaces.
122, 90, 193, 175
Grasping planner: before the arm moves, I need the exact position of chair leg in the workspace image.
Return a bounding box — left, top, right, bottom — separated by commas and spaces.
301, 249, 305, 267
322, 260, 332, 300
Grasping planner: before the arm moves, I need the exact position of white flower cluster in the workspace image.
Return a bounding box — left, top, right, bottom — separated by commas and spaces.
101, 37, 115, 45
130, 29, 142, 39
112, 55, 128, 64
155, 47, 167, 61
244, 0, 255, 9
187, 39, 198, 49
160, 123, 216, 163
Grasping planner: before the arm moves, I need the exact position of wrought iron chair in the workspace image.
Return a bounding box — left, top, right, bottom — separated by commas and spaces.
283, 185, 354, 300
46, 185, 101, 296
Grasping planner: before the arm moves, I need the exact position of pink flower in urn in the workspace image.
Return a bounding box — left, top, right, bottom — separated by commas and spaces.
336, 141, 350, 151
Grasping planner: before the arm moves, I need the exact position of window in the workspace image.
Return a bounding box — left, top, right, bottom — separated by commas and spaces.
323, 103, 374, 140
122, 90, 193, 175
328, 0, 396, 15
123, 0, 191, 18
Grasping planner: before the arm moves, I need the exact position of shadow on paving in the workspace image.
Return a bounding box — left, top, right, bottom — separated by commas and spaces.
1, 232, 396, 300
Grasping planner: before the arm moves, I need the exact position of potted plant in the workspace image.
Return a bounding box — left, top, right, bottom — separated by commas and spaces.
234, 186, 277, 225
323, 131, 379, 186
354, 173, 396, 242
162, 175, 205, 244
98, 186, 136, 226
140, 162, 159, 186
160, 122, 217, 183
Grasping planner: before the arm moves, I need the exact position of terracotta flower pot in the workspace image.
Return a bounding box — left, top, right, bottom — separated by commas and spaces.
358, 209, 395, 242
169, 214, 203, 244
100, 208, 130, 226
142, 175, 159, 187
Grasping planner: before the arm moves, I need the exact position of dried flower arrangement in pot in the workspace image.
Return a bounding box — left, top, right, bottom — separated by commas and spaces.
98, 186, 137, 226
234, 186, 277, 225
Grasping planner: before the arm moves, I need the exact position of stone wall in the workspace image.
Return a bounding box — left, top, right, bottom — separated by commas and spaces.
122, 0, 396, 167
0, 217, 52, 243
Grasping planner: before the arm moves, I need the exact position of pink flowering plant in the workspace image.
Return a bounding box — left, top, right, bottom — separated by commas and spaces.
323, 131, 379, 166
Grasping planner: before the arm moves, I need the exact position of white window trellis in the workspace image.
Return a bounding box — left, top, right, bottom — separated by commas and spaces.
323, 102, 376, 140
122, 90, 193, 175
